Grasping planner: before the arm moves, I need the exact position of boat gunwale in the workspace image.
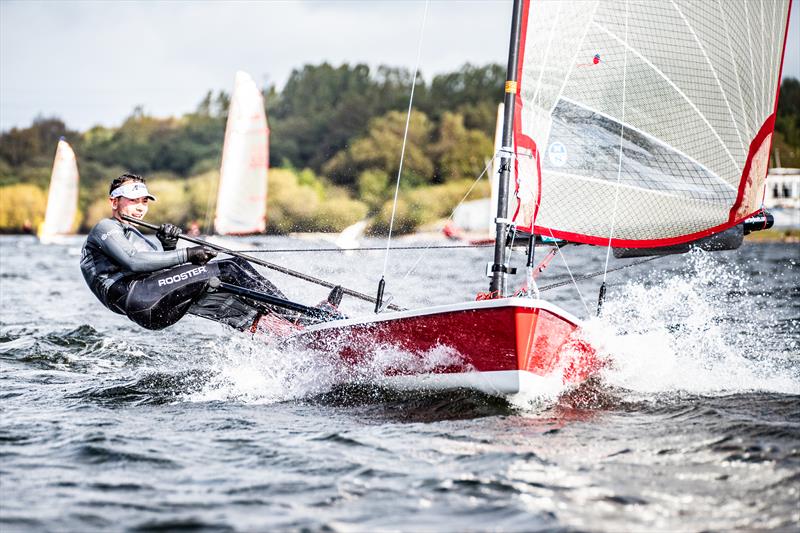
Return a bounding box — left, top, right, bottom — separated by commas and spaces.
298, 297, 583, 334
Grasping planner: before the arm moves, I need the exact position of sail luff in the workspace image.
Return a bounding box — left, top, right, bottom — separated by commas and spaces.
39, 139, 79, 241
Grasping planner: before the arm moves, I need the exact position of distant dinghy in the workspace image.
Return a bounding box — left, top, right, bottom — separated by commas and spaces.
38, 138, 79, 243
214, 71, 269, 235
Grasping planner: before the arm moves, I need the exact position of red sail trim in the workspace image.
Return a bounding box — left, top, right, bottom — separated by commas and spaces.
727, 113, 776, 224
726, 0, 790, 225
530, 209, 762, 248
731, 0, 794, 221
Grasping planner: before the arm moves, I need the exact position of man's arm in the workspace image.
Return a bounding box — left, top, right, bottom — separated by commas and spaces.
95, 219, 187, 272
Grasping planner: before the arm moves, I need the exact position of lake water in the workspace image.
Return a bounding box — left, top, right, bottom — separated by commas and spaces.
1, 235, 798, 531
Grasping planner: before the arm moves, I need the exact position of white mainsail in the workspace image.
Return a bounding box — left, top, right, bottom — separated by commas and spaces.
214, 71, 269, 235
490, 102, 505, 235
38, 138, 79, 242
513, 0, 791, 247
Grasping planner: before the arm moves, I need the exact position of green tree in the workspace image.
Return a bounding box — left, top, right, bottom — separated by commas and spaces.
0, 117, 79, 168
358, 169, 390, 212
0, 183, 46, 232
774, 77, 800, 167
268, 63, 419, 172
323, 110, 434, 188
418, 63, 505, 133
430, 112, 493, 182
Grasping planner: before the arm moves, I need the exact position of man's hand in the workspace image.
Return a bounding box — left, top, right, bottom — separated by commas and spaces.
186, 246, 217, 265
156, 223, 182, 251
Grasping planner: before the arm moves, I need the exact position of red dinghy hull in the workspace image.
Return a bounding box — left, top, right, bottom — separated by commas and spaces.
284, 299, 599, 395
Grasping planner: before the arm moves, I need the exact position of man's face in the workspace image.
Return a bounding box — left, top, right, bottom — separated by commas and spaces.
110, 182, 150, 220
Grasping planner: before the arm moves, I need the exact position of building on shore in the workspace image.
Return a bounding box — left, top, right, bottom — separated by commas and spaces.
764, 168, 799, 229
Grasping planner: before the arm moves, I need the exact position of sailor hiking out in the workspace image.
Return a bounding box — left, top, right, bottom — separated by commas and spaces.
80, 173, 342, 331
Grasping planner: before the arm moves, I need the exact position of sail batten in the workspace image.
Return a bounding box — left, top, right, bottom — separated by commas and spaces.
513, 0, 791, 247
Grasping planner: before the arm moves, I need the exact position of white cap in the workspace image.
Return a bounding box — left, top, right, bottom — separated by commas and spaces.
110, 182, 156, 201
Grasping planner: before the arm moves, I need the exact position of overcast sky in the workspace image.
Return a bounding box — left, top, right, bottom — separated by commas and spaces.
1, 0, 798, 132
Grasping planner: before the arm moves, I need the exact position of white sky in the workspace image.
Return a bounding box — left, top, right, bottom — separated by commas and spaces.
1, 0, 798, 132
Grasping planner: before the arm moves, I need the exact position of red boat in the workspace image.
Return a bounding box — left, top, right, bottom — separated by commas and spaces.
227, 0, 789, 398
276, 298, 599, 395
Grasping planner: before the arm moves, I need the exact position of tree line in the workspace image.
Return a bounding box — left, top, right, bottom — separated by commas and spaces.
0, 63, 503, 233
0, 65, 798, 234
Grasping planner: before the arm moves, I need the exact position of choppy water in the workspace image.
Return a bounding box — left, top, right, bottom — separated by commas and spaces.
1, 235, 798, 532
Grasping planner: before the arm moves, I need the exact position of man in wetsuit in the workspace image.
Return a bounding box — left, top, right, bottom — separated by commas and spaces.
80, 173, 293, 331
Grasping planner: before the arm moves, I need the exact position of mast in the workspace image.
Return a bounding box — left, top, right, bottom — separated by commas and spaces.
489, 0, 524, 295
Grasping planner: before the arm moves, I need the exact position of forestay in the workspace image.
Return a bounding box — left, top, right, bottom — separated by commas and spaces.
215, 71, 269, 235
512, 0, 791, 247
39, 139, 79, 241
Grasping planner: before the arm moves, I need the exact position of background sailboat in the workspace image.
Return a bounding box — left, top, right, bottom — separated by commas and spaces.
38, 138, 79, 244
214, 71, 269, 235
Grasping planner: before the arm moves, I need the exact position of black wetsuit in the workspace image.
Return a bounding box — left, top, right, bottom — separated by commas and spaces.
80, 218, 285, 330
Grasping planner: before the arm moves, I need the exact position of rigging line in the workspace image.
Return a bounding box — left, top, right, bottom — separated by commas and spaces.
768, 0, 780, 113
202, 164, 219, 235
602, 0, 629, 283
670, 0, 747, 159
547, 0, 601, 118
545, 227, 591, 316
229, 244, 495, 254
400, 157, 494, 283
381, 0, 429, 281
759, 0, 767, 119
531, 1, 564, 111
718, 0, 752, 142
539, 255, 661, 292
592, 20, 741, 173
742, 0, 759, 126
768, 0, 777, 103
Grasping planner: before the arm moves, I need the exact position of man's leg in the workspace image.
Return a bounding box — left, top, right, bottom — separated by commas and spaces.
188, 257, 308, 331
215, 257, 287, 299
123, 263, 218, 330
